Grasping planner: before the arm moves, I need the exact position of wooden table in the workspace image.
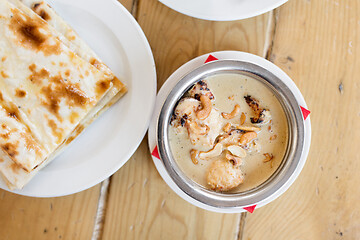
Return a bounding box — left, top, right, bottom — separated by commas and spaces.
1, 0, 359, 239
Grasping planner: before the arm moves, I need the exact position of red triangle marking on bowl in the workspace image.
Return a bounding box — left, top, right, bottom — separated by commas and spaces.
151, 146, 160, 159
300, 106, 311, 120
204, 54, 218, 63
243, 205, 256, 213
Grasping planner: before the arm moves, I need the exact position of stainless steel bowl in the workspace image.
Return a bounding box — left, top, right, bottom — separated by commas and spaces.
157, 60, 305, 208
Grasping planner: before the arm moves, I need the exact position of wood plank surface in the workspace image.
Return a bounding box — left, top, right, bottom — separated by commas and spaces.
243, 0, 360, 239
0, 187, 101, 240
119, 0, 136, 14
101, 0, 272, 239
138, 1, 270, 88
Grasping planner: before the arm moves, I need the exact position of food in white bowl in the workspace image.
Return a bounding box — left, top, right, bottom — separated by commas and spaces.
169, 73, 288, 192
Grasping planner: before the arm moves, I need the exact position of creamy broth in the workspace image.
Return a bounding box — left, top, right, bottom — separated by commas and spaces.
169, 73, 288, 192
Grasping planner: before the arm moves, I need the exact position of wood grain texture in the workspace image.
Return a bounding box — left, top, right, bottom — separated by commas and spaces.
102, 0, 271, 239
0, 186, 101, 240
102, 140, 240, 240
137, 0, 271, 88
243, 0, 360, 239
118, 0, 136, 13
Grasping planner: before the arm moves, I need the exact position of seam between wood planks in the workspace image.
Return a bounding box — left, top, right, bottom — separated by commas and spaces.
233, 212, 242, 240
131, 0, 140, 17
264, 9, 278, 60
237, 213, 248, 240
237, 10, 278, 240
91, 178, 111, 240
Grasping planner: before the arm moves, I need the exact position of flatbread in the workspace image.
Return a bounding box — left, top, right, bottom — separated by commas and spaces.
0, 0, 126, 189
13, 0, 127, 105
7, 0, 127, 142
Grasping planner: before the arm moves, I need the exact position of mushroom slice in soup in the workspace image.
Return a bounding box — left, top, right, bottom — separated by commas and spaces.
244, 95, 272, 125
186, 80, 214, 101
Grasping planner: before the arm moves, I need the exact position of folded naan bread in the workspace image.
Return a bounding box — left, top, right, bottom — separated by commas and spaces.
0, 0, 127, 189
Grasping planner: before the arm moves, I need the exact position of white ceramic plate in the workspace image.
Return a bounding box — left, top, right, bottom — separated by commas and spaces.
0, 0, 156, 197
159, 0, 288, 21
148, 51, 311, 213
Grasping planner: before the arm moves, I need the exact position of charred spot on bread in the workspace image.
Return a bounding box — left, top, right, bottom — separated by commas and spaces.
32, 2, 51, 21
96, 80, 111, 96
15, 89, 27, 98
2, 142, 19, 158
9, 9, 60, 56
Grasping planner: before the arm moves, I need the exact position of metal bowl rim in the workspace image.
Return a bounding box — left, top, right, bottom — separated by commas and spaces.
157, 59, 305, 208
